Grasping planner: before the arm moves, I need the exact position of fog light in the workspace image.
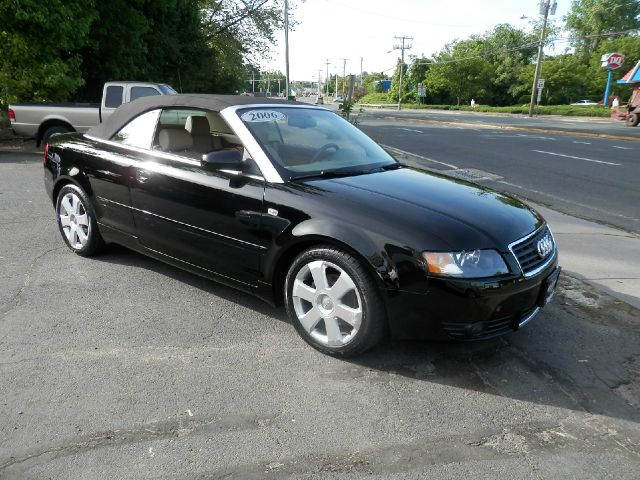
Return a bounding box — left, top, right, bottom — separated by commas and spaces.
466, 322, 485, 336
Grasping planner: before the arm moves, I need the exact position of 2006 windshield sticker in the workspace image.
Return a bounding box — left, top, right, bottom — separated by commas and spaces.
241, 110, 286, 122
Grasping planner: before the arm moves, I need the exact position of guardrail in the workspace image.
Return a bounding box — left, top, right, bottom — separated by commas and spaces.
357, 103, 397, 109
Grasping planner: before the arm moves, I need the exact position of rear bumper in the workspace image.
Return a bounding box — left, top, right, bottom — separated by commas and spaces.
385, 257, 560, 340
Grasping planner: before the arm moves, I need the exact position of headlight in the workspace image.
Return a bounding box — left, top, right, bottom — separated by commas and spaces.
422, 249, 509, 278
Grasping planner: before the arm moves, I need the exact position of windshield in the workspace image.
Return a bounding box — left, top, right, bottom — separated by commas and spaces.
237, 107, 397, 180
159, 84, 178, 95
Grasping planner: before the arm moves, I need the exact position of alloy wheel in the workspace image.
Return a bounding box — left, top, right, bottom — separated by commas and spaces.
291, 260, 363, 347
59, 192, 91, 250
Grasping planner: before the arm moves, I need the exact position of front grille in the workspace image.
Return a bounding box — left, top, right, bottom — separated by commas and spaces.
509, 225, 555, 277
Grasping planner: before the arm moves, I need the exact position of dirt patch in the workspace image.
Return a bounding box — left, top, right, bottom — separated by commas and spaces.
0, 127, 39, 153
615, 355, 640, 410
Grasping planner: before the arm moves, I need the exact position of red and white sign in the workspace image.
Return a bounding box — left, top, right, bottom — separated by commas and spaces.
603, 53, 625, 70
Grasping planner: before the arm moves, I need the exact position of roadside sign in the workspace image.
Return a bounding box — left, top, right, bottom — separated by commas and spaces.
601, 53, 625, 70
537, 78, 545, 89
417, 83, 426, 98
537, 88, 543, 104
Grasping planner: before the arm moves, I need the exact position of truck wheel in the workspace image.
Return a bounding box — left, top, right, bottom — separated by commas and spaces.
626, 113, 639, 127
43, 125, 72, 142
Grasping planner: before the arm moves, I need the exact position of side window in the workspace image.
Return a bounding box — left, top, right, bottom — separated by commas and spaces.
104, 86, 124, 108
111, 109, 160, 149
130, 86, 161, 101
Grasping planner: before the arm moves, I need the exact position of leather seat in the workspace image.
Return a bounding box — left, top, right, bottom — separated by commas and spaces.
185, 115, 222, 153
158, 129, 193, 153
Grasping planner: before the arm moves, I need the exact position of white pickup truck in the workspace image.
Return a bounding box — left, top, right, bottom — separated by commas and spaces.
8, 81, 176, 145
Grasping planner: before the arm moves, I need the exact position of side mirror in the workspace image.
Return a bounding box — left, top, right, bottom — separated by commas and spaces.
201, 149, 243, 170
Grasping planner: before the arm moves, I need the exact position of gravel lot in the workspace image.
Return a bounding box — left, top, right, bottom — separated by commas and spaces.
1, 152, 639, 479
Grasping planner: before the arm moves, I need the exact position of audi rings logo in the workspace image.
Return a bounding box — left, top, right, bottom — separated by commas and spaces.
536, 234, 554, 258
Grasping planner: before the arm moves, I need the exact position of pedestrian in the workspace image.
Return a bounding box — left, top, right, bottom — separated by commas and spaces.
612, 96, 620, 108
470, 98, 476, 108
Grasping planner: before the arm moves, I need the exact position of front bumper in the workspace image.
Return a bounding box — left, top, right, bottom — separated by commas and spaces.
385, 256, 560, 341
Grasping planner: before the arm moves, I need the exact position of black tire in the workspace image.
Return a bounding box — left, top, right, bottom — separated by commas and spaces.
43, 125, 72, 142
626, 113, 639, 127
284, 246, 386, 357
55, 184, 105, 257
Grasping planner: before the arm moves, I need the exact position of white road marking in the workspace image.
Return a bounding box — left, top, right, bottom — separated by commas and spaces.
573, 141, 591, 145
532, 150, 621, 166
399, 127, 423, 133
612, 146, 632, 150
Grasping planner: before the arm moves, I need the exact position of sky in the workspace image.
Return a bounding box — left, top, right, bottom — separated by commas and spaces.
263, 0, 572, 82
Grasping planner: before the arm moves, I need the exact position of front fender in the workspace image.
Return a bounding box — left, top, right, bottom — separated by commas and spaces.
264, 217, 427, 293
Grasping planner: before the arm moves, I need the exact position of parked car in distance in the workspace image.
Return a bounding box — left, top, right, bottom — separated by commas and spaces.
333, 96, 345, 103
43, 94, 560, 357
570, 99, 598, 106
8, 82, 176, 145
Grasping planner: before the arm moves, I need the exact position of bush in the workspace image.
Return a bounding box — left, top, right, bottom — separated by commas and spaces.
0, 108, 8, 128
357, 93, 392, 104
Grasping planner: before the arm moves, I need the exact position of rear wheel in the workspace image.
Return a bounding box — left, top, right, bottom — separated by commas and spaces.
55, 184, 105, 256
284, 246, 386, 357
626, 113, 639, 127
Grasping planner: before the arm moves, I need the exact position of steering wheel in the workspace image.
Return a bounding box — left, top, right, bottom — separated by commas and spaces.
311, 143, 340, 163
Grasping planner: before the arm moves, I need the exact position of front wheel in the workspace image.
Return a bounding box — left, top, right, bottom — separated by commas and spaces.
284, 246, 386, 357
55, 184, 105, 256
626, 113, 639, 127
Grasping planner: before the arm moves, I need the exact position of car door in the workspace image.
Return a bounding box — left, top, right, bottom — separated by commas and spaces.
128, 109, 267, 287
86, 109, 161, 236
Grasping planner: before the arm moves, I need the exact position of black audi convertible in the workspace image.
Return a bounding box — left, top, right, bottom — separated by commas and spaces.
43, 95, 560, 357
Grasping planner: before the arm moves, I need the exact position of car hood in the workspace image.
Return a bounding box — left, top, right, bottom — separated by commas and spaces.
305, 167, 544, 251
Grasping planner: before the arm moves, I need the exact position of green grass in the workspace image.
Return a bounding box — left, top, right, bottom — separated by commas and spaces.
357, 94, 611, 117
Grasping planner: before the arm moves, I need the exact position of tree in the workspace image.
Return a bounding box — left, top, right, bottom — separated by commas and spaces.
565, 0, 640, 57
424, 37, 491, 105
389, 58, 410, 102
0, 0, 95, 103
482, 24, 538, 105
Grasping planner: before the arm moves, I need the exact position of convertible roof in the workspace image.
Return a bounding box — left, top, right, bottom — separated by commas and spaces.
87, 94, 302, 140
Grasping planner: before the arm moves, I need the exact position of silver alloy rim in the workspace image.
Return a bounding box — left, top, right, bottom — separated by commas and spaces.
59, 192, 90, 250
292, 260, 363, 347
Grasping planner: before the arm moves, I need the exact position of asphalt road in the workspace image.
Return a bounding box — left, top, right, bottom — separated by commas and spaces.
1, 152, 639, 478
359, 116, 640, 234
363, 107, 640, 139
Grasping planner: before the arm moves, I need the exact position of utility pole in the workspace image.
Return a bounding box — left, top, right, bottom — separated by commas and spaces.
360, 57, 363, 87
252, 71, 255, 94
393, 36, 413, 111
284, 0, 291, 99
318, 69, 323, 96
340, 58, 349, 97
335, 71, 338, 98
325, 59, 331, 98
528, 0, 557, 117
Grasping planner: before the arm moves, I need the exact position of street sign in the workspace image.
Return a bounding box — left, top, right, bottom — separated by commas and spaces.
417, 83, 426, 98
537, 78, 545, 89
601, 53, 625, 70
537, 88, 543, 104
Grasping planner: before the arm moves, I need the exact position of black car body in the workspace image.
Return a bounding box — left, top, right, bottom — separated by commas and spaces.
44, 94, 559, 356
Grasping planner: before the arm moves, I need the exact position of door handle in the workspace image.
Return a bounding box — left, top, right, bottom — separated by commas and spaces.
136, 170, 150, 183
